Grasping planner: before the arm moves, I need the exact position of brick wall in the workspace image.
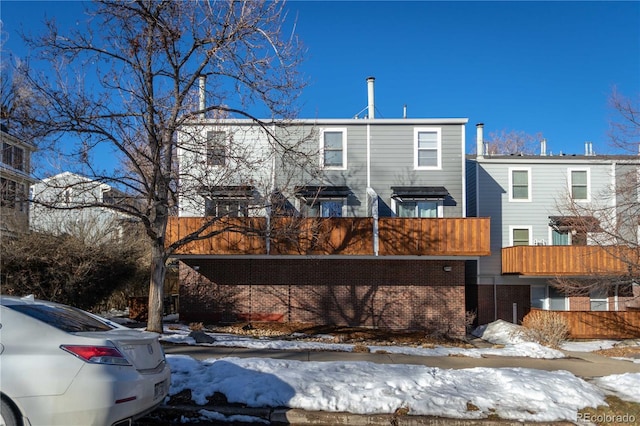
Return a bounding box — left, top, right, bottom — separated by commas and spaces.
179, 258, 467, 338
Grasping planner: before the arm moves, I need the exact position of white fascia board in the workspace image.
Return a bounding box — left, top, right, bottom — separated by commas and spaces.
180, 118, 469, 127
475, 157, 639, 165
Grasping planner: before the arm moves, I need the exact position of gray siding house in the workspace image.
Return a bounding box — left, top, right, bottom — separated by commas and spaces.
467, 124, 640, 324
30, 172, 139, 244
171, 79, 490, 337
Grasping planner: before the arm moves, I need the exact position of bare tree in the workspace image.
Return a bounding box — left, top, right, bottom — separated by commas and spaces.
552, 89, 640, 307
10, 0, 307, 332
608, 87, 640, 154
485, 129, 544, 156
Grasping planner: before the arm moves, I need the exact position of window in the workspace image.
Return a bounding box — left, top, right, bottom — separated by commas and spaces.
551, 229, 570, 245
390, 187, 447, 218
397, 200, 439, 218
569, 169, 589, 200
1, 177, 17, 208
204, 186, 253, 217
549, 215, 598, 246
509, 168, 530, 201
13, 146, 24, 171
531, 286, 546, 309
321, 129, 346, 169
2, 142, 13, 166
414, 128, 441, 169
511, 227, 530, 246
7, 304, 114, 332
590, 289, 608, 311
548, 286, 567, 310
304, 200, 344, 218
531, 286, 567, 310
205, 199, 249, 217
295, 185, 350, 217
206, 131, 227, 166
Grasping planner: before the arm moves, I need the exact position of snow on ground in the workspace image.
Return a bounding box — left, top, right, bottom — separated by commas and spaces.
561, 340, 619, 352
148, 320, 640, 424
167, 355, 605, 423
160, 322, 565, 359
471, 319, 528, 345
592, 373, 640, 402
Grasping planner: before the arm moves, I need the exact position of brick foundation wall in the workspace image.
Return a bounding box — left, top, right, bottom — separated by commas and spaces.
179, 258, 467, 338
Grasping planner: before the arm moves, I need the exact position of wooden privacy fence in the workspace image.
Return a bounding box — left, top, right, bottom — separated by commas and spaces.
525, 309, 640, 339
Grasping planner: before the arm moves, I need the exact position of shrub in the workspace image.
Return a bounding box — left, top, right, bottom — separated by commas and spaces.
189, 322, 204, 331
0, 231, 148, 311
521, 310, 569, 349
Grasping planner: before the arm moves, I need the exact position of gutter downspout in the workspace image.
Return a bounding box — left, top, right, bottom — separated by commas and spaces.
266, 123, 277, 255
367, 188, 379, 256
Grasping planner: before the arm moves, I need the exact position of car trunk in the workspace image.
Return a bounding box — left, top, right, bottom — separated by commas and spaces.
75, 329, 165, 371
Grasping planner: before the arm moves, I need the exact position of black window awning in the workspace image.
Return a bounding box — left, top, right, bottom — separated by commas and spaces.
294, 185, 351, 202
206, 185, 254, 199
549, 216, 601, 232
391, 186, 449, 200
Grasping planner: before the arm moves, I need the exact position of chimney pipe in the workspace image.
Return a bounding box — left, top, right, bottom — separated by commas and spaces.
367, 77, 375, 119
476, 123, 484, 158
540, 138, 547, 156
199, 75, 206, 117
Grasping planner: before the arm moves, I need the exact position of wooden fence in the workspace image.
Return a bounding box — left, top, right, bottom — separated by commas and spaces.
525, 309, 640, 339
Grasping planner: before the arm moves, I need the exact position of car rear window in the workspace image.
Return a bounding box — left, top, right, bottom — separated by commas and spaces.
7, 304, 114, 332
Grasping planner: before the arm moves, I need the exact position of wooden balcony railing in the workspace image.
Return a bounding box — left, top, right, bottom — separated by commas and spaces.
502, 245, 638, 276
167, 217, 491, 257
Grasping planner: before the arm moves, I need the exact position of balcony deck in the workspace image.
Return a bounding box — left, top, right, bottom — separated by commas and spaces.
167, 217, 491, 257
502, 245, 638, 276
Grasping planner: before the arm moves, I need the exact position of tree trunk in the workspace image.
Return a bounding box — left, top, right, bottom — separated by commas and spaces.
147, 241, 166, 333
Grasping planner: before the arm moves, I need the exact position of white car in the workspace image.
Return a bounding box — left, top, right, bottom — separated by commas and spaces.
0, 295, 170, 426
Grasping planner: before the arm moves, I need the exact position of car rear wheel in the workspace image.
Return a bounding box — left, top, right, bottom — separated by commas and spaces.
0, 397, 21, 426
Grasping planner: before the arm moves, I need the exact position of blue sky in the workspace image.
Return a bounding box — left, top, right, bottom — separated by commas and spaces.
2, 1, 639, 156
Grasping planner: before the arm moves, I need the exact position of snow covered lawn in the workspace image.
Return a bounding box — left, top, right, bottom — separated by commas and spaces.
168, 355, 611, 423
147, 320, 640, 423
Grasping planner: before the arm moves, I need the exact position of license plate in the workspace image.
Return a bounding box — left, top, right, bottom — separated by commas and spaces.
154, 380, 167, 400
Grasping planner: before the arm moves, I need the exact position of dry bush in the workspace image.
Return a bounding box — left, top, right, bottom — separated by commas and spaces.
465, 310, 478, 334
189, 322, 204, 331
521, 310, 569, 349
1, 231, 147, 311
352, 343, 371, 353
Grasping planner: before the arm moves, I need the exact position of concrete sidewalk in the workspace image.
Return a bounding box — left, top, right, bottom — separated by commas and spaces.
161, 342, 640, 378
155, 342, 639, 425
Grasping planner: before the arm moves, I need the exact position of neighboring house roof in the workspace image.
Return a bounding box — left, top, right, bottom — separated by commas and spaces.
468, 153, 640, 163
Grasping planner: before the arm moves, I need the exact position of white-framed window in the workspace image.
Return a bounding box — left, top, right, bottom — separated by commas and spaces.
320, 128, 347, 169
568, 168, 590, 201
206, 130, 227, 166
508, 167, 531, 202
414, 127, 441, 170
394, 200, 442, 218
510, 226, 532, 246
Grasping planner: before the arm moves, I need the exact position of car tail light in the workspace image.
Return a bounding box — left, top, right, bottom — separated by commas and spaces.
61, 345, 132, 365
